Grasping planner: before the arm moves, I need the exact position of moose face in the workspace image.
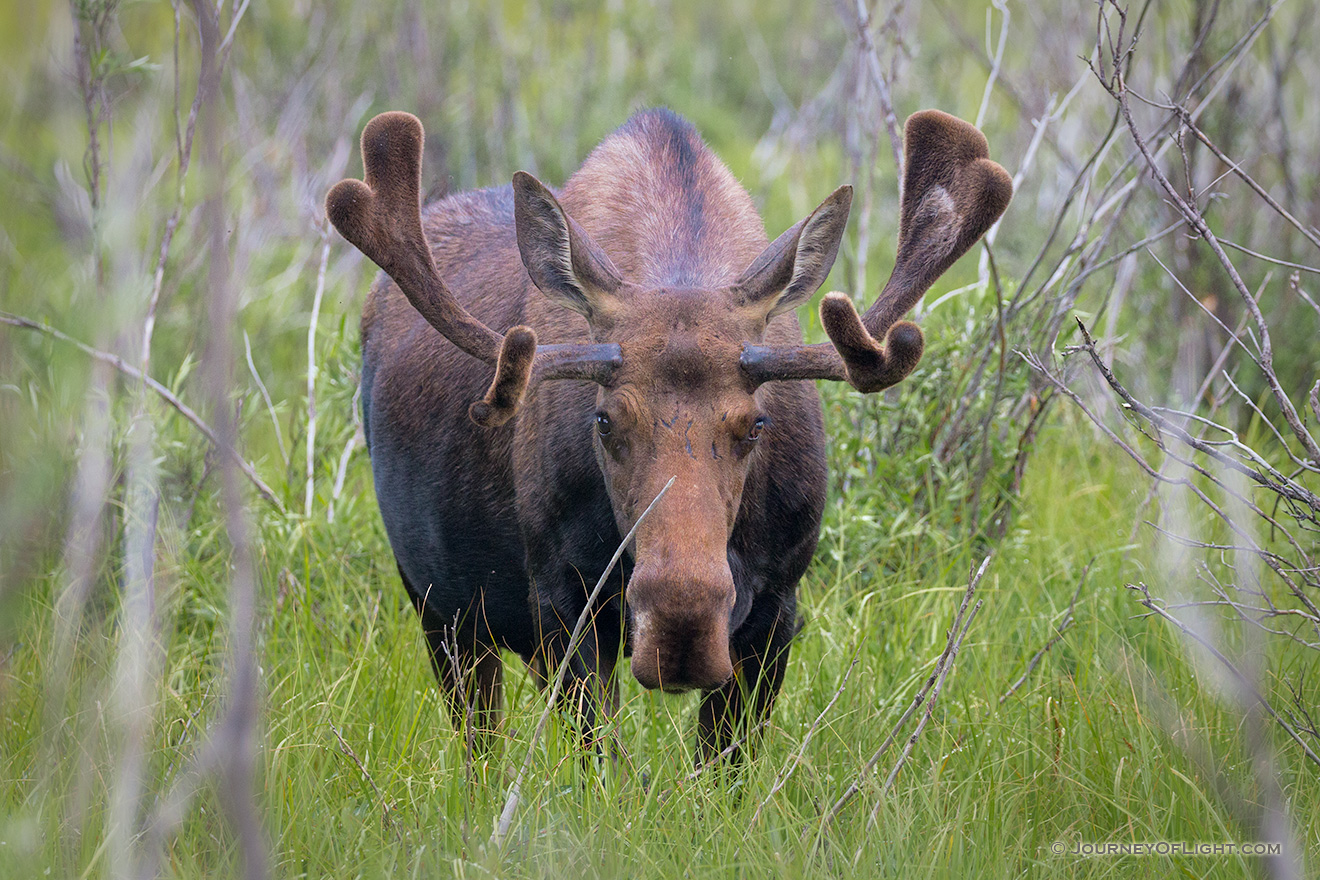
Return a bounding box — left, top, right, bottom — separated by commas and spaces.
513, 173, 853, 692
590, 289, 769, 691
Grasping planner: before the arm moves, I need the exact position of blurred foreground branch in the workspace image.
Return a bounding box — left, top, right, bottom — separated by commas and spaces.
0, 312, 284, 511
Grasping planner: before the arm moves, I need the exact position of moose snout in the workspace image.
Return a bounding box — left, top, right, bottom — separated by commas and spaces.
627, 566, 736, 693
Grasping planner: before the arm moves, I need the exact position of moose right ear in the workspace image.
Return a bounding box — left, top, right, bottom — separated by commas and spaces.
733, 186, 852, 321
512, 171, 622, 319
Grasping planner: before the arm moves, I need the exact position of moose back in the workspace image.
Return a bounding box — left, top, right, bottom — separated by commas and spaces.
326, 108, 1010, 761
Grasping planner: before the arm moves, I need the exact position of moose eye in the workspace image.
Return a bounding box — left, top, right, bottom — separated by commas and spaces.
595, 412, 612, 436
747, 416, 768, 441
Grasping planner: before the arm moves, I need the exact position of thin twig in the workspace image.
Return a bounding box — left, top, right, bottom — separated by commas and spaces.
328, 425, 363, 524
1099, 19, 1320, 465
661, 715, 774, 801
328, 381, 363, 524
490, 476, 675, 849
809, 556, 990, 848
1127, 582, 1320, 770
192, 2, 268, 874
749, 653, 859, 827
329, 722, 400, 841
1, 312, 284, 511
878, 605, 981, 799
852, 0, 903, 178
999, 562, 1090, 703
142, 0, 211, 376
1026, 340, 1319, 629
855, 596, 982, 859
1219, 239, 1320, 277
1172, 105, 1320, 252
1071, 319, 1319, 502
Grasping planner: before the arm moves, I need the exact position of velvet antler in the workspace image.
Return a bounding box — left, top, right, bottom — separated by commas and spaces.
326, 112, 620, 427
741, 110, 1013, 392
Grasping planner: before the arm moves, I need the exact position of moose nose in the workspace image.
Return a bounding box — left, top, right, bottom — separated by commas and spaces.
628, 567, 735, 692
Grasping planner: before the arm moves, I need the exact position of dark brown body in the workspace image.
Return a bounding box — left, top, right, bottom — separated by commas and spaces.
362, 111, 825, 755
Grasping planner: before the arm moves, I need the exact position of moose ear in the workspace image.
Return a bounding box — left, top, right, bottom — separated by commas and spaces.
512, 171, 622, 319
733, 186, 852, 320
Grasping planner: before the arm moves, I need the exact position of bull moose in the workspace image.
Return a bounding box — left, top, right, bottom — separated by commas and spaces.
325, 107, 1010, 761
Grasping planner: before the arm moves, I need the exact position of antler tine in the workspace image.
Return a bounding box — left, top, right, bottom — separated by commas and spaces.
742, 110, 1013, 393
326, 112, 620, 428
469, 338, 622, 428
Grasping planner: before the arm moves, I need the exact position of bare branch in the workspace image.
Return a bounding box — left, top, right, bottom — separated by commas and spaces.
666, 715, 773, 797
1000, 562, 1090, 703
1, 312, 284, 511
877, 599, 981, 800
850, 0, 903, 178
1097, 21, 1320, 464
1173, 106, 1320, 253
809, 557, 989, 849
491, 477, 675, 849
1127, 583, 1320, 771
329, 722, 400, 841
143, 0, 251, 375
749, 654, 860, 827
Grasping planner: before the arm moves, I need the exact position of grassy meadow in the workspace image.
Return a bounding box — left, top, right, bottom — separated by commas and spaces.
2, 0, 1318, 877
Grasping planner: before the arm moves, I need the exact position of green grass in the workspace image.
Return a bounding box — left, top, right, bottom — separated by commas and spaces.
3, 402, 1313, 878
3, 0, 1319, 876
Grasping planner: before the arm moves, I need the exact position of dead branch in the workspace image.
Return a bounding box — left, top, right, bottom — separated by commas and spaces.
850, 0, 903, 177
1024, 338, 1320, 642
491, 477, 675, 849
663, 715, 774, 799
1094, 3, 1320, 467
1127, 582, 1320, 770
330, 722, 401, 841
749, 653, 860, 827
1000, 562, 1090, 703
1, 312, 284, 511
876, 597, 982, 800
808, 556, 989, 850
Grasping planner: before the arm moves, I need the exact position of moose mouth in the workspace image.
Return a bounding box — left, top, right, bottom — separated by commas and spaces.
627, 591, 735, 693
661, 684, 697, 695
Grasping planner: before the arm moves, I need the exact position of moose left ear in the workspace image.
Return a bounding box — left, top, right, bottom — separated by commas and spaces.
733, 186, 852, 320
513, 171, 623, 321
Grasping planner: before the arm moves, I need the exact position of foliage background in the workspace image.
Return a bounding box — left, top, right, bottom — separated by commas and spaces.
1, 0, 1317, 877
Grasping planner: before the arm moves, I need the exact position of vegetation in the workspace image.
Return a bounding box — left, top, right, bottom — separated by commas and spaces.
1, 0, 1316, 877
